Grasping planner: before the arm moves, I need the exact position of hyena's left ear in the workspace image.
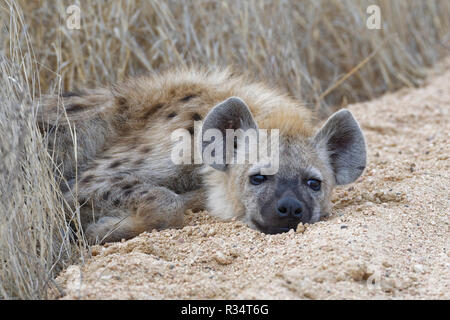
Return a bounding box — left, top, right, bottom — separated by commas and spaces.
201, 97, 258, 171
313, 109, 366, 185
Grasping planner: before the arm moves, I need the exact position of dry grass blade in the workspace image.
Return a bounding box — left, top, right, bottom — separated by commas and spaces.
317, 36, 393, 106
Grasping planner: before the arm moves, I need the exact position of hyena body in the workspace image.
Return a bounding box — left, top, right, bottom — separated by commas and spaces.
39, 67, 366, 243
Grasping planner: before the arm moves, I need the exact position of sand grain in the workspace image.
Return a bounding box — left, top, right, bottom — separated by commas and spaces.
56, 64, 450, 300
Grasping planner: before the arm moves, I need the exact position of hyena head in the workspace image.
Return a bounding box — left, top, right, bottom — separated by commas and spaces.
201, 97, 366, 234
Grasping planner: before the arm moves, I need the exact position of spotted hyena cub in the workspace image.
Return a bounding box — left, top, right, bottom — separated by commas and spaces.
38, 67, 366, 243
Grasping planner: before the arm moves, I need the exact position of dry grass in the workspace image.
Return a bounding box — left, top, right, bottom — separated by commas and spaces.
0, 0, 448, 299
0, 1, 87, 299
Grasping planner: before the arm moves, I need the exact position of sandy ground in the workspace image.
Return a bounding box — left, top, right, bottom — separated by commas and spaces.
56, 64, 449, 300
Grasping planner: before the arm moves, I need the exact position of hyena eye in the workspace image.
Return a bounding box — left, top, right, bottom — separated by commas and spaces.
249, 174, 267, 185
307, 179, 321, 191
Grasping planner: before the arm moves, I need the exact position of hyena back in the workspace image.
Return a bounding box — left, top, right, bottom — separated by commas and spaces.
38, 67, 366, 243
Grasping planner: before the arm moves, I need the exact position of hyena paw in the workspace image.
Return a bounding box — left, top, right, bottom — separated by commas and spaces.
134, 187, 185, 229
85, 216, 129, 244
85, 187, 188, 244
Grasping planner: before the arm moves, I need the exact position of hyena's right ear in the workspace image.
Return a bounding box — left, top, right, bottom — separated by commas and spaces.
201, 97, 258, 171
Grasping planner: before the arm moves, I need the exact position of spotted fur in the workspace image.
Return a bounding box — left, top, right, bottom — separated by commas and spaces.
38, 67, 366, 243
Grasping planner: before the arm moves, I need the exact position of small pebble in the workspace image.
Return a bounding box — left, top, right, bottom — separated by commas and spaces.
296, 223, 306, 233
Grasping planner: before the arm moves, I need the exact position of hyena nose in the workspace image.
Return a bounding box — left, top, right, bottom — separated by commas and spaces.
276, 197, 303, 218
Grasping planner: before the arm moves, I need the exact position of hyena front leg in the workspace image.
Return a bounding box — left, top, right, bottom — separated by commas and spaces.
73, 180, 204, 244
